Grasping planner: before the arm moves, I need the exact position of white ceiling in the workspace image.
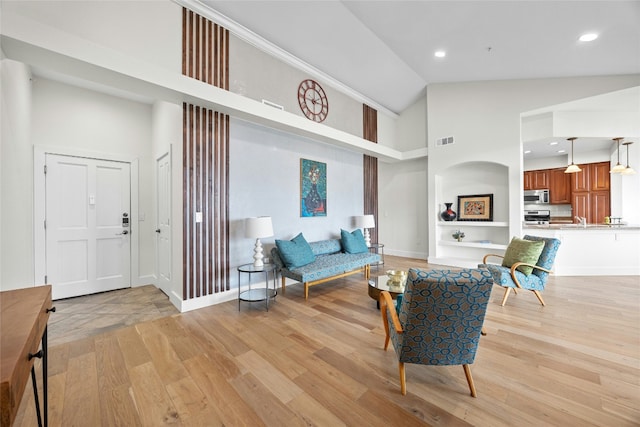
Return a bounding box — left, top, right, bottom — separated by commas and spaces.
201, 0, 640, 114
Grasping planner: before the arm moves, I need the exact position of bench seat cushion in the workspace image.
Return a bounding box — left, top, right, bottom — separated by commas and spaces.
284, 252, 380, 283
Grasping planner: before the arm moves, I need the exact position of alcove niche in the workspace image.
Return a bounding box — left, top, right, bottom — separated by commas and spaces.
432, 161, 510, 268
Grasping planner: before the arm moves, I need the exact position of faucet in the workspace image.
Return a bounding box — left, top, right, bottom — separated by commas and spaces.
575, 216, 587, 227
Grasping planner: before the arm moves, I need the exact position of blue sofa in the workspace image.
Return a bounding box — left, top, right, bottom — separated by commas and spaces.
271, 239, 380, 299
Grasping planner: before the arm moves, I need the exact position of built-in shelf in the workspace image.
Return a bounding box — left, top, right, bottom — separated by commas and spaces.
439, 241, 508, 250
437, 222, 509, 227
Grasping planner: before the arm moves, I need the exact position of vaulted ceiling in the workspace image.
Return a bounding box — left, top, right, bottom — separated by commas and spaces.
201, 0, 640, 114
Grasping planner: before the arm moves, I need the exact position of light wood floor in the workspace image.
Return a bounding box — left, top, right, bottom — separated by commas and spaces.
48, 284, 179, 347
13, 256, 640, 426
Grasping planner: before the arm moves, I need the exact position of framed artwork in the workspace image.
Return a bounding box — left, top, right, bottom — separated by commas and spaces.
300, 158, 327, 217
457, 194, 493, 221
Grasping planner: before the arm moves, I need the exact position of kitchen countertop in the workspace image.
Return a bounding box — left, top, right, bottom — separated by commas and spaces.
524, 223, 640, 230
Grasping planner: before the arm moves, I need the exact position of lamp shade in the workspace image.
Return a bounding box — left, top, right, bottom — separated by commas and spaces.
355, 214, 375, 228
245, 216, 273, 238
564, 164, 582, 174
564, 137, 582, 174
610, 137, 626, 174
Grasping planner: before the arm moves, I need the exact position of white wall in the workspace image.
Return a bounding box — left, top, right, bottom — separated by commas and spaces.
379, 157, 428, 258
0, 59, 33, 290
1, 0, 182, 73
394, 95, 427, 151
151, 100, 183, 301
230, 35, 364, 138
425, 75, 640, 260
229, 118, 365, 277
0, 75, 155, 291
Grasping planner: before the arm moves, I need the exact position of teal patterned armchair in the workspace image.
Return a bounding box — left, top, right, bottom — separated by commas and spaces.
380, 268, 493, 397
479, 235, 561, 306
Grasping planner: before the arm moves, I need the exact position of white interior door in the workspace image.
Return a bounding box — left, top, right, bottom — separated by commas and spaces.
156, 152, 172, 295
46, 154, 131, 299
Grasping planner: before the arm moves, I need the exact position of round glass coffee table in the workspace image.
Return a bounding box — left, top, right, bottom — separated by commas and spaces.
368, 274, 405, 308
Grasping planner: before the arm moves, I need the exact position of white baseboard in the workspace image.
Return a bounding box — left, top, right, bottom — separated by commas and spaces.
384, 248, 428, 259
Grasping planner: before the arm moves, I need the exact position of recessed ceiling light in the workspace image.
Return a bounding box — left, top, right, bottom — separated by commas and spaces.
557, 149, 566, 153
579, 33, 598, 42
524, 150, 532, 154
549, 141, 558, 146
434, 51, 446, 58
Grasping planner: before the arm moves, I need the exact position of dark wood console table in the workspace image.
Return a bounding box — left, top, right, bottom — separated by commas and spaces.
1, 285, 54, 427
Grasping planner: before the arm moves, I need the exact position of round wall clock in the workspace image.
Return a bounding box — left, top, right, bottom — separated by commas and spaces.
297, 79, 329, 122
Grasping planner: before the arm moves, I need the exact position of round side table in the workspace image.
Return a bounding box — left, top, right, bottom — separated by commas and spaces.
237, 263, 277, 311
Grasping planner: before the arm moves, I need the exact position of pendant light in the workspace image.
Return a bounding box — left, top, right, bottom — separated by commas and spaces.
621, 141, 636, 175
610, 137, 626, 174
564, 137, 582, 173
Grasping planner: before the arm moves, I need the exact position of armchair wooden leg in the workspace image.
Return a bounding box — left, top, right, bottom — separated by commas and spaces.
463, 364, 477, 397
399, 362, 406, 395
304, 283, 309, 300
532, 290, 546, 306
281, 276, 286, 295
500, 287, 512, 306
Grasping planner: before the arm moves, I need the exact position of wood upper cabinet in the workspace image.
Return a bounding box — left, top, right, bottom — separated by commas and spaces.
569, 162, 611, 224
532, 170, 549, 189
571, 165, 590, 192
571, 162, 610, 192
590, 161, 610, 191
549, 168, 571, 204
524, 169, 549, 190
523, 171, 533, 190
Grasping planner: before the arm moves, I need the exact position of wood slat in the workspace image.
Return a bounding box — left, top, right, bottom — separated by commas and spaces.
182, 9, 230, 299
363, 104, 379, 244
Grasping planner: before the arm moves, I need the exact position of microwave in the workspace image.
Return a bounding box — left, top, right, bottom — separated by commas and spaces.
524, 189, 549, 204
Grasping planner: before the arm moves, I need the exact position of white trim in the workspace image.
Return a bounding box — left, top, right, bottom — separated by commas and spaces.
174, 0, 399, 119
130, 158, 141, 285
135, 274, 156, 286
385, 248, 427, 260
176, 288, 238, 312
155, 148, 173, 297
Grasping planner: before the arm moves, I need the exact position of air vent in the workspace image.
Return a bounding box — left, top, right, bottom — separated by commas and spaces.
436, 136, 455, 147
261, 99, 284, 110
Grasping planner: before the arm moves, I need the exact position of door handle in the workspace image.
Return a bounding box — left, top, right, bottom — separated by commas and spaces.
115, 230, 129, 235
155, 229, 161, 233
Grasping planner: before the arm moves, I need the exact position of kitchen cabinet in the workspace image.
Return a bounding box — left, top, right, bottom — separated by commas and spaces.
590, 162, 610, 191
549, 168, 571, 204
571, 192, 589, 220
571, 165, 590, 192
524, 170, 549, 190
523, 171, 532, 190
571, 161, 609, 192
570, 162, 610, 224
590, 191, 610, 224
572, 191, 609, 224
526, 162, 610, 222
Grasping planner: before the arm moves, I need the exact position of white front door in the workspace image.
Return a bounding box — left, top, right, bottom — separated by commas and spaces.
156, 152, 172, 296
46, 154, 131, 299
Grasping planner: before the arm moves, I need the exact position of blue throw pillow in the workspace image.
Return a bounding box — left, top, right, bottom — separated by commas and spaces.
341, 229, 368, 254
275, 233, 315, 269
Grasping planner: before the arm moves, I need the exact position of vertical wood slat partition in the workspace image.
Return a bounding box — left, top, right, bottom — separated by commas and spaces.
363, 105, 379, 245
182, 8, 230, 300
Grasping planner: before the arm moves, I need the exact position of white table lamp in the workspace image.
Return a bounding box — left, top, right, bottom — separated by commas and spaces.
245, 216, 273, 268
355, 214, 375, 247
